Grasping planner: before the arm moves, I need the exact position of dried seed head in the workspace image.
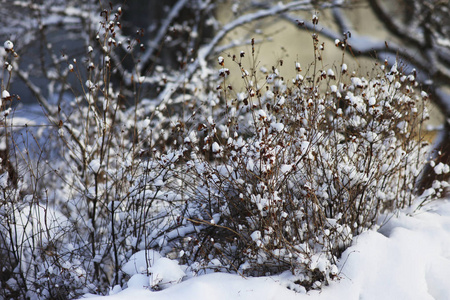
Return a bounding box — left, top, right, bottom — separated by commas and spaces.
4, 40, 13, 51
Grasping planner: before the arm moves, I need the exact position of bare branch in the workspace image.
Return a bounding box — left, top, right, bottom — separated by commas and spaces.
16, 70, 87, 166
367, 0, 424, 47
156, 0, 317, 106
138, 0, 189, 74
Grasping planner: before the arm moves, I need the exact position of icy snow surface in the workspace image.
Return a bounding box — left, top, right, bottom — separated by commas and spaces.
83, 198, 450, 300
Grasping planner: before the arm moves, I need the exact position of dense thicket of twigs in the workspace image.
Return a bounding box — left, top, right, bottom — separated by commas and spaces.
0, 1, 449, 298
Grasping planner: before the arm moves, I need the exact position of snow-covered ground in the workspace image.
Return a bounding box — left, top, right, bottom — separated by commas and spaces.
83, 198, 450, 300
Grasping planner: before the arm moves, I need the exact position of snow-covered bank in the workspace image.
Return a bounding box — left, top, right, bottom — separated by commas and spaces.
83, 198, 450, 300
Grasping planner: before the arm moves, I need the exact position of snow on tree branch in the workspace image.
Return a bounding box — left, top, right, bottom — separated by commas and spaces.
138, 0, 189, 74
155, 0, 336, 106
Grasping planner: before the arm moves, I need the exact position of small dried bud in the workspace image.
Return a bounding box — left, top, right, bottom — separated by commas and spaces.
219, 68, 230, 77
2, 90, 11, 100
4, 40, 14, 51
218, 56, 224, 66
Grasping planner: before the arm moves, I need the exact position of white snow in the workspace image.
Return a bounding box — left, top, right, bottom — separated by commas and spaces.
0, 172, 8, 188
89, 159, 101, 173
2, 90, 10, 99
147, 258, 186, 289
83, 198, 450, 300
4, 40, 14, 50
250, 230, 262, 241
85, 80, 95, 89
280, 164, 292, 174
271, 122, 284, 132
301, 141, 309, 154
327, 69, 335, 77
257, 109, 267, 119
434, 163, 450, 175
211, 142, 221, 154
122, 250, 162, 276
421, 91, 428, 98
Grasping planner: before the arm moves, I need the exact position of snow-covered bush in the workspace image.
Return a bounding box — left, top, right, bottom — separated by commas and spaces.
0, 6, 180, 298
164, 39, 439, 289
0, 3, 215, 297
